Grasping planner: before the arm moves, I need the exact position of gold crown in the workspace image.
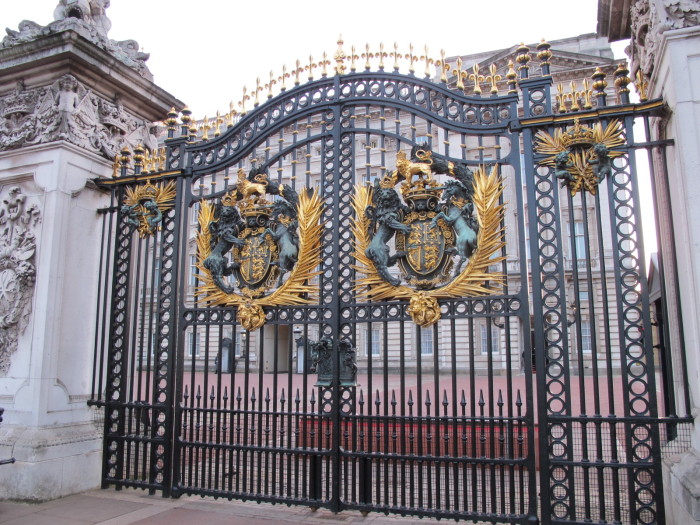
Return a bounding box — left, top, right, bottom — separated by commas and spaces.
400, 179, 443, 201
379, 171, 401, 189
140, 181, 158, 201
560, 119, 595, 148
221, 190, 237, 206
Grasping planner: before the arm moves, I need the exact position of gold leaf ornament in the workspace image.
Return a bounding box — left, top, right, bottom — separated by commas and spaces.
352, 165, 506, 327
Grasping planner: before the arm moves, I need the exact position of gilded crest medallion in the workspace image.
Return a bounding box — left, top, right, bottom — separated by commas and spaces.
534, 118, 624, 196
195, 166, 323, 331
121, 180, 176, 238
352, 147, 505, 327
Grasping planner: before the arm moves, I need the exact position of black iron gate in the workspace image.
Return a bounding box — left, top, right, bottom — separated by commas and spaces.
90, 45, 688, 524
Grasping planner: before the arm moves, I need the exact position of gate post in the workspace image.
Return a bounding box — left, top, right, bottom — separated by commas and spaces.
0, 5, 182, 500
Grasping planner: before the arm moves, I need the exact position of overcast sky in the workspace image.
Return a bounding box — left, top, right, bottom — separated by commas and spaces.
3, 0, 625, 118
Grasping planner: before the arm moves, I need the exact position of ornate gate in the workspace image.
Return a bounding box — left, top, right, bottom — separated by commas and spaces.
90, 44, 685, 524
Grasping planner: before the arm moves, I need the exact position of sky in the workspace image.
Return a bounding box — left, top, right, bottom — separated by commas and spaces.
4, 2, 652, 252
2, 0, 625, 118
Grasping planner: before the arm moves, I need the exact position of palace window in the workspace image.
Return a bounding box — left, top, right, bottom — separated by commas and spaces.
574, 221, 587, 260
420, 328, 434, 356
481, 324, 500, 354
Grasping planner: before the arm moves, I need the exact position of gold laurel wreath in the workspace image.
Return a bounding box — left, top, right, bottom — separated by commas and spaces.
124, 180, 177, 211
352, 165, 506, 326
195, 190, 324, 330
534, 119, 625, 196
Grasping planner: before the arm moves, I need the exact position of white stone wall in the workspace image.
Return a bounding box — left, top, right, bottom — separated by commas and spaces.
0, 142, 111, 500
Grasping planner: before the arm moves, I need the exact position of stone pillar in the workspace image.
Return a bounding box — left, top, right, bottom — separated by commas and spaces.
0, 5, 182, 501
650, 24, 700, 525
599, 0, 700, 522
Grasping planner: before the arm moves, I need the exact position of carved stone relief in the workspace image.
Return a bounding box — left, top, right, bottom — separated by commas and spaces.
1, 1, 151, 79
627, 0, 700, 79
0, 187, 41, 375
0, 75, 160, 160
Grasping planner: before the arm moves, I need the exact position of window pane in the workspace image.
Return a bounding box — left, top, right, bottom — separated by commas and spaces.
581, 321, 592, 353
420, 329, 433, 355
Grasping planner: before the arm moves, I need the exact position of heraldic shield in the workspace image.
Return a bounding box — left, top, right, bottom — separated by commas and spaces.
353, 146, 506, 327
195, 166, 323, 331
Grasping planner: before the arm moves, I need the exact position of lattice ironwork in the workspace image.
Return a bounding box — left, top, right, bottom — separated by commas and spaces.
89, 52, 688, 524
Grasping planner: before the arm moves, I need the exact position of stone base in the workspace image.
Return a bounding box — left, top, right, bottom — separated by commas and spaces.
663, 447, 700, 524
0, 422, 101, 501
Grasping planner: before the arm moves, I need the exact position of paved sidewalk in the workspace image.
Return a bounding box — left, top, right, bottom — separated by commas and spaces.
0, 489, 448, 524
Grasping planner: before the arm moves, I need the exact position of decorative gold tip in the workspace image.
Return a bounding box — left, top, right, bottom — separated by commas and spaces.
363, 43, 372, 70
392, 42, 401, 71
453, 57, 467, 91
516, 43, 531, 68
506, 61, 517, 80
486, 63, 502, 95
422, 45, 432, 78
334, 36, 346, 75
591, 67, 608, 93
614, 62, 631, 93
254, 77, 262, 106
439, 49, 448, 83
308, 55, 315, 81
240, 86, 248, 115
378, 42, 386, 69
536, 39, 552, 63
634, 69, 649, 101
469, 63, 484, 95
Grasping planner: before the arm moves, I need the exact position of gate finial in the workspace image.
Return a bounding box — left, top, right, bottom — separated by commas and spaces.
516, 43, 531, 79
334, 36, 346, 75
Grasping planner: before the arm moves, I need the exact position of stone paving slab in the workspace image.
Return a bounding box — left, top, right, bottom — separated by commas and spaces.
0, 488, 482, 524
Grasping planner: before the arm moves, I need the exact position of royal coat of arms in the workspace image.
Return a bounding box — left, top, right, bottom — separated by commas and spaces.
534, 118, 625, 196
195, 167, 323, 331
121, 180, 176, 238
353, 147, 505, 327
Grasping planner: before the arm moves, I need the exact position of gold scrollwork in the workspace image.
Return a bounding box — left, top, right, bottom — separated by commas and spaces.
352, 165, 506, 327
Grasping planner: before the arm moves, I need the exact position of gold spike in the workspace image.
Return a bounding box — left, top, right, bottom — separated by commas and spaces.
580, 78, 593, 109
350, 45, 358, 72
439, 49, 448, 83
254, 77, 262, 107
408, 43, 417, 74
469, 63, 484, 95
363, 43, 372, 70
635, 69, 649, 102
556, 83, 567, 113
378, 42, 386, 69
334, 35, 346, 75
322, 51, 328, 77
280, 64, 288, 91
569, 81, 580, 111
111, 155, 120, 178
295, 59, 302, 85
392, 42, 400, 71
308, 55, 315, 81
423, 45, 432, 78
214, 111, 223, 137
267, 70, 276, 99
453, 57, 468, 90
240, 86, 248, 115
201, 116, 211, 140
227, 101, 237, 127
506, 60, 517, 90
486, 64, 502, 95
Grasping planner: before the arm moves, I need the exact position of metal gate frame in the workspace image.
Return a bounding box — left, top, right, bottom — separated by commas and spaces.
89, 48, 684, 524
